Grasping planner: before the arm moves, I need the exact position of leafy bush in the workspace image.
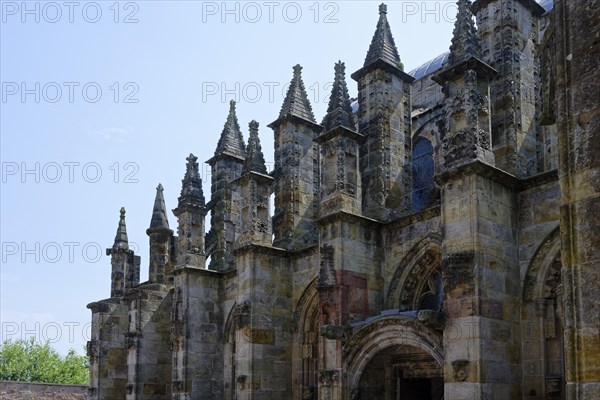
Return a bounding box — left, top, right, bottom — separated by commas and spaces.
0, 339, 89, 384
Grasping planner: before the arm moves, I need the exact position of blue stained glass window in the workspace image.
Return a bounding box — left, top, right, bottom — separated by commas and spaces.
412, 138, 434, 212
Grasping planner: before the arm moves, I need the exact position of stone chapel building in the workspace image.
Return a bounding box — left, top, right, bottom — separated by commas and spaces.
87, 0, 600, 398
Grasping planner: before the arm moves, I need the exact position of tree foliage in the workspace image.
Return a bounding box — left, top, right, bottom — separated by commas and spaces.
0, 339, 89, 384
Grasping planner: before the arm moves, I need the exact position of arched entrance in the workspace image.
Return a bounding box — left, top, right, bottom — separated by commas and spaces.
522, 227, 565, 399
293, 279, 320, 400
357, 344, 443, 399
345, 317, 444, 400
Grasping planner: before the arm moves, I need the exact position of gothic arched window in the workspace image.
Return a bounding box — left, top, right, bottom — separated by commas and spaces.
412, 138, 434, 212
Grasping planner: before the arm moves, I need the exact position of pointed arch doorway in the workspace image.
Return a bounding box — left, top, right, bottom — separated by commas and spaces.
357, 344, 443, 399
345, 317, 444, 400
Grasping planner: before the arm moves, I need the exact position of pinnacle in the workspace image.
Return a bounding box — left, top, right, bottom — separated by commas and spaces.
112, 207, 129, 250
148, 183, 170, 231
184, 153, 200, 181
213, 100, 246, 160
447, 0, 481, 66
364, 3, 402, 68
243, 120, 268, 175
278, 64, 316, 123
321, 61, 356, 133
176, 153, 205, 212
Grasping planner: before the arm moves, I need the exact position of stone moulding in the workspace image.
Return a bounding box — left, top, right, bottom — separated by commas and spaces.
522, 225, 561, 301
293, 278, 318, 332
171, 265, 223, 276
434, 159, 519, 187
384, 205, 441, 231
232, 243, 287, 257
435, 160, 558, 192
86, 301, 113, 314
224, 301, 251, 336
316, 210, 380, 227
343, 315, 443, 360
517, 169, 559, 190
343, 315, 444, 390
386, 233, 442, 309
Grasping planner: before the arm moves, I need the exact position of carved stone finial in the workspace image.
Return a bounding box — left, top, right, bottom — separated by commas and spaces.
243, 120, 268, 175
277, 64, 316, 123
321, 61, 356, 132
213, 102, 246, 160
112, 207, 129, 250
363, 3, 401, 67
447, 0, 481, 66
148, 182, 170, 232
174, 154, 205, 214
186, 153, 197, 166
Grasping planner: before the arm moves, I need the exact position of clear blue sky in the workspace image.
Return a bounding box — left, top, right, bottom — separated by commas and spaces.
1, 1, 455, 355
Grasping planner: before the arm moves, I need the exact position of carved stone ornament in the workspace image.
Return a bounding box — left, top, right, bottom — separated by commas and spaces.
452, 359, 469, 382
319, 324, 349, 340
318, 370, 339, 386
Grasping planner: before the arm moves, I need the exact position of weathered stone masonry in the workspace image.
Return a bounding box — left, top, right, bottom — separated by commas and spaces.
88, 1, 599, 399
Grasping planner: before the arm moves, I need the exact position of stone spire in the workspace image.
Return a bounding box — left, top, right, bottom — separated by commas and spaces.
213, 100, 246, 160
148, 183, 170, 231
243, 120, 267, 175
321, 61, 356, 133
107, 207, 140, 297
112, 207, 129, 250
278, 64, 316, 123
363, 3, 401, 68
447, 0, 481, 66
174, 154, 207, 269
147, 183, 173, 284
176, 154, 205, 212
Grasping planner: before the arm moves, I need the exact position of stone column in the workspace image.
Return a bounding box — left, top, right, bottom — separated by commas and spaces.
553, 0, 600, 397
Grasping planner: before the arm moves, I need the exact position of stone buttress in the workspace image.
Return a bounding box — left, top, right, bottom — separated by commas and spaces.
124, 185, 176, 400
351, 3, 415, 221
231, 121, 294, 399
207, 100, 246, 271
268, 65, 322, 250
171, 155, 224, 399
553, 0, 600, 396
433, 1, 522, 398
87, 208, 140, 399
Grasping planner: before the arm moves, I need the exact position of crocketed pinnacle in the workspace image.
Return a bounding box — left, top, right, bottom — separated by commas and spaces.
279, 64, 316, 123
112, 207, 129, 250
321, 61, 356, 132
176, 154, 205, 212
148, 183, 170, 231
447, 0, 481, 66
243, 120, 268, 175
213, 100, 246, 159
363, 4, 402, 68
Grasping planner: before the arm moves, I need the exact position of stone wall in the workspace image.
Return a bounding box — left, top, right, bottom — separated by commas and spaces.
0, 381, 88, 400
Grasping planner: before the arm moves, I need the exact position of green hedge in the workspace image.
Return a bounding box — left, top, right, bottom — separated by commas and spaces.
0, 339, 89, 385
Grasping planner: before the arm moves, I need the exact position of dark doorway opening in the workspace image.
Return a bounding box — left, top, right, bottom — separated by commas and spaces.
357, 345, 443, 400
